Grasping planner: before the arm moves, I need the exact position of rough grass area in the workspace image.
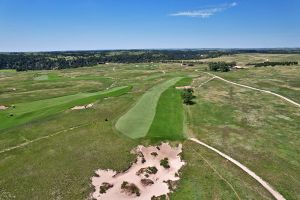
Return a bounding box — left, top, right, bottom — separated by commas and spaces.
116, 77, 183, 139
171, 140, 273, 200
211, 66, 300, 102
0, 96, 138, 199
0, 86, 131, 130
188, 75, 300, 199
147, 78, 192, 141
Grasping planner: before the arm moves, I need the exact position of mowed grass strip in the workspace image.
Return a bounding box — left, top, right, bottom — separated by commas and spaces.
116, 77, 183, 139
0, 86, 131, 130
147, 77, 192, 141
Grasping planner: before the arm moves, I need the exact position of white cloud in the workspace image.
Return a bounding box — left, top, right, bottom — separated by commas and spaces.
170, 2, 237, 18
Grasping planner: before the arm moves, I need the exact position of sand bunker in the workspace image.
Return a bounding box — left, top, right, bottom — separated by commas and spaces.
0, 105, 8, 110
175, 86, 193, 90
71, 103, 93, 110
91, 143, 185, 200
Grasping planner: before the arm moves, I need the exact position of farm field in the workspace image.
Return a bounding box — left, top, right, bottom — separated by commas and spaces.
0, 54, 299, 200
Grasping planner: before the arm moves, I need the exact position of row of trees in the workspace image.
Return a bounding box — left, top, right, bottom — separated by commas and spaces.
0, 50, 230, 71
208, 62, 236, 72
247, 61, 298, 67
1, 49, 299, 71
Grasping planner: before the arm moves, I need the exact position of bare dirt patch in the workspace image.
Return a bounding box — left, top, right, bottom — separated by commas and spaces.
91, 143, 185, 200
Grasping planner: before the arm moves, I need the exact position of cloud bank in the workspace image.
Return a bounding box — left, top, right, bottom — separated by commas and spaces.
170, 2, 237, 18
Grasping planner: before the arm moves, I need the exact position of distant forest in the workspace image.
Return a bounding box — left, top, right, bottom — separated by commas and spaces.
1, 49, 300, 71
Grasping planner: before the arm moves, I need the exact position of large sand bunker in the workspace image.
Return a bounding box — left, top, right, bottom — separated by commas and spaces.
91, 143, 185, 200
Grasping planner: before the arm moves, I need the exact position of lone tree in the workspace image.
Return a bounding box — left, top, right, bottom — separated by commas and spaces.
181, 88, 195, 105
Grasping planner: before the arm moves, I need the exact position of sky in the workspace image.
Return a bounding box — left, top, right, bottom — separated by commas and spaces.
0, 0, 299, 52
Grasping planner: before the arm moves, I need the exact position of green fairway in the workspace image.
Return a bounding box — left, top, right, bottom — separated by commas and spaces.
0, 86, 131, 130
147, 78, 192, 141
116, 77, 183, 139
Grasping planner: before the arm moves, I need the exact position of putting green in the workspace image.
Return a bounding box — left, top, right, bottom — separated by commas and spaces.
116, 77, 183, 139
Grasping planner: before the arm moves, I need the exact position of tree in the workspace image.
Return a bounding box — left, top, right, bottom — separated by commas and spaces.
181, 88, 195, 105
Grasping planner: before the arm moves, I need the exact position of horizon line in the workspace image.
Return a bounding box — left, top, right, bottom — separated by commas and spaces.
1, 47, 300, 53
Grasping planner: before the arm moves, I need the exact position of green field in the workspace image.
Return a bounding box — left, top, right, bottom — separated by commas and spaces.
0, 55, 299, 199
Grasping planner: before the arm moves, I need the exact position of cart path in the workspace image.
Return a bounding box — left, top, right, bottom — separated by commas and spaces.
204, 72, 300, 108
189, 138, 286, 200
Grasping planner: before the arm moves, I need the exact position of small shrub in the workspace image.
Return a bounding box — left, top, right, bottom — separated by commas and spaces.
141, 179, 154, 186
160, 158, 170, 169
99, 182, 113, 194
151, 152, 158, 157
147, 166, 158, 174
121, 181, 140, 196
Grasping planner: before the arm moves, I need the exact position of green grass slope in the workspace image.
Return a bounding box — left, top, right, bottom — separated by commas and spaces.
115, 77, 182, 139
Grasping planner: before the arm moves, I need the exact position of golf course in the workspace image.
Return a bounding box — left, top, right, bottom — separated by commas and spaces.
0, 54, 299, 200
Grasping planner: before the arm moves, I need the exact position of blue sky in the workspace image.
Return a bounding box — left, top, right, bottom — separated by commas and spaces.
0, 0, 299, 52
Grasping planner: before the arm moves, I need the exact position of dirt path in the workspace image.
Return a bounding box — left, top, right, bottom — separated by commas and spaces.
195, 77, 215, 88
189, 138, 286, 200
205, 72, 300, 108
0, 123, 91, 155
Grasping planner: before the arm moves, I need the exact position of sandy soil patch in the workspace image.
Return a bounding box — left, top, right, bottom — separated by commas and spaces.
71, 103, 93, 110
0, 105, 8, 110
91, 143, 185, 200
175, 86, 193, 90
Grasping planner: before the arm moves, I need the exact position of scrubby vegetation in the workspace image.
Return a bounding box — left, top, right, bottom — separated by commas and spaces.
247, 61, 298, 67
160, 158, 170, 169
151, 152, 158, 157
121, 181, 141, 196
99, 182, 113, 194
141, 179, 154, 186
147, 166, 158, 174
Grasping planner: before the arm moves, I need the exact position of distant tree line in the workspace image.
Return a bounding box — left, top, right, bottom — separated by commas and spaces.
0, 50, 230, 71
1, 49, 299, 71
247, 61, 298, 67
208, 62, 236, 72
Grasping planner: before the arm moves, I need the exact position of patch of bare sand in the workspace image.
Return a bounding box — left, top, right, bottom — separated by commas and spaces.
175, 86, 193, 90
91, 143, 185, 200
71, 103, 93, 110
0, 105, 8, 110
